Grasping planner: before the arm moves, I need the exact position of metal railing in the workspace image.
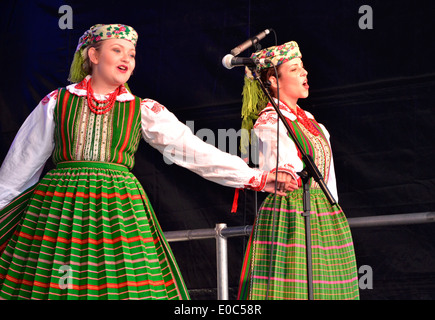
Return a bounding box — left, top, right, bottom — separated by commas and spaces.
164, 211, 435, 300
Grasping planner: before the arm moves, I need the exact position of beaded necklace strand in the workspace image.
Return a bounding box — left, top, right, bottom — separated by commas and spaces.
274, 101, 320, 136
292, 105, 319, 136
86, 80, 120, 115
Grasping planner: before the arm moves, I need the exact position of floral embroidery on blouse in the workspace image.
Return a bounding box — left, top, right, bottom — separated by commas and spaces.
141, 99, 165, 114
41, 89, 59, 104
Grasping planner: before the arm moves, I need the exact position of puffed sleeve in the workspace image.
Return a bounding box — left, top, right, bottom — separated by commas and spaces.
0, 90, 57, 209
139, 98, 268, 190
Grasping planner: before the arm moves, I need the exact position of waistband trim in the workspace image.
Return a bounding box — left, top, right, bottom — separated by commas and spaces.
56, 161, 129, 172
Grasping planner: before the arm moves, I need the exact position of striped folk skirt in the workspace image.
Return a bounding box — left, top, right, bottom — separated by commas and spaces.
238, 189, 360, 300
0, 161, 189, 300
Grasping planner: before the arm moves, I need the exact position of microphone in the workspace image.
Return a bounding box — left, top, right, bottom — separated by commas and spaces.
230, 29, 272, 56
222, 54, 271, 69
222, 54, 256, 69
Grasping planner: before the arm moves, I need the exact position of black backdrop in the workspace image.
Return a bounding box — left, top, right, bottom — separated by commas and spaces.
1, 0, 434, 300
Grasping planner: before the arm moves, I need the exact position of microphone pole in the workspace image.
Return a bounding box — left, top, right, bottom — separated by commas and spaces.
247, 65, 337, 300
230, 29, 272, 56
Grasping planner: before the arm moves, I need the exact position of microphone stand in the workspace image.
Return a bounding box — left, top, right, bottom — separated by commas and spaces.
249, 66, 337, 300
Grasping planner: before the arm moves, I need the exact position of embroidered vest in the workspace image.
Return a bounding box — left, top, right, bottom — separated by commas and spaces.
52, 88, 142, 170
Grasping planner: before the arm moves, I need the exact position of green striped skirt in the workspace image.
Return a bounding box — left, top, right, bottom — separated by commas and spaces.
238, 188, 360, 300
0, 161, 189, 300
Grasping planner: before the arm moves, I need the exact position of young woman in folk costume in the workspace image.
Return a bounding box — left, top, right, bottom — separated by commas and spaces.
237, 41, 359, 300
0, 24, 297, 300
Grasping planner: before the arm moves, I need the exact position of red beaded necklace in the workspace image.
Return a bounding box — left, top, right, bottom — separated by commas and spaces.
86, 80, 120, 115
287, 104, 319, 136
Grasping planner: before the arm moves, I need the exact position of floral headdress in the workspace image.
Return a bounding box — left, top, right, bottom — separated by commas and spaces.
240, 41, 302, 155
68, 24, 138, 83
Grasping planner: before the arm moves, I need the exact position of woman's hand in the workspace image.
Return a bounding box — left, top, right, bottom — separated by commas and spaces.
263, 171, 299, 196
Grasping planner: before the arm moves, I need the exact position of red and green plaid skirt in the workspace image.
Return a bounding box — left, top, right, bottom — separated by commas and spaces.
0, 161, 189, 300
238, 188, 360, 300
